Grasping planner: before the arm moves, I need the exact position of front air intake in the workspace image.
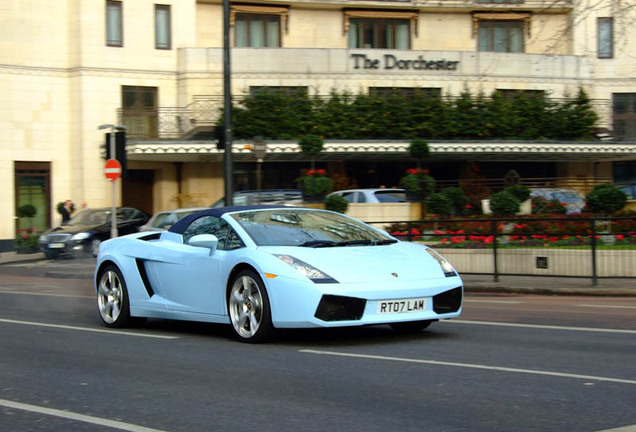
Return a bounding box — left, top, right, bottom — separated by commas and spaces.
433, 287, 462, 314
314, 295, 366, 322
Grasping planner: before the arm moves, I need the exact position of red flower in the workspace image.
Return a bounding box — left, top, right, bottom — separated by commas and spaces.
315, 169, 327, 176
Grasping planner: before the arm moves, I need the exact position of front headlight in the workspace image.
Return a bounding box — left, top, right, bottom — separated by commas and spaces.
39, 235, 48, 243
426, 248, 457, 277
274, 255, 338, 284
71, 232, 91, 241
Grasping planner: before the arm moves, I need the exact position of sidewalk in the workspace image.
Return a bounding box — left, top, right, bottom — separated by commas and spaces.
1, 251, 635, 296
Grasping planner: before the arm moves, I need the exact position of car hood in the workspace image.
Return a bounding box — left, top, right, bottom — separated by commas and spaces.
261, 242, 447, 283
43, 223, 104, 235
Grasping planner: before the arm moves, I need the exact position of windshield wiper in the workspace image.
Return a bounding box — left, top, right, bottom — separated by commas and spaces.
299, 240, 339, 248
337, 239, 399, 247
300, 239, 398, 248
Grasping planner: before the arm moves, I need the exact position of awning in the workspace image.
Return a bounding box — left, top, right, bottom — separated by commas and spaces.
343, 10, 419, 36
231, 4, 290, 32
472, 12, 532, 37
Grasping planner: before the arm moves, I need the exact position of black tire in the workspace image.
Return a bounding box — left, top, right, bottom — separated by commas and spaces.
389, 320, 434, 334
227, 269, 275, 343
44, 250, 59, 259
96, 265, 136, 328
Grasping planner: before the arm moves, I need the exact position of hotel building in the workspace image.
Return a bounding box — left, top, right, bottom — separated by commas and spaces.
2, 0, 635, 251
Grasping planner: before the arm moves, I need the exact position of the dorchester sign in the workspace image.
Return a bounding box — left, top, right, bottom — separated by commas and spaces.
351, 53, 459, 71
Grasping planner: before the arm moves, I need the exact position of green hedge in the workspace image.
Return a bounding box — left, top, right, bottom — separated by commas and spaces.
227, 88, 598, 141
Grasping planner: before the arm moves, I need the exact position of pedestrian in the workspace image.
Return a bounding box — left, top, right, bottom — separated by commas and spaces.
61, 199, 74, 224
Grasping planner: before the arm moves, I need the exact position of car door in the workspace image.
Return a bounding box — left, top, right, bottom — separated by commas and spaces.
150, 215, 235, 316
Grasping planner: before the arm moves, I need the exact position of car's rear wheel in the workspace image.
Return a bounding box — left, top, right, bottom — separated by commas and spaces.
97, 265, 136, 328
389, 320, 434, 333
228, 270, 275, 343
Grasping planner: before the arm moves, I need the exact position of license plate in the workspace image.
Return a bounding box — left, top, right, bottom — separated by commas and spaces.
49, 243, 66, 249
378, 297, 427, 314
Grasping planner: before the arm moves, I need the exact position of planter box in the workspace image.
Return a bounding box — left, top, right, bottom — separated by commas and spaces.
481, 199, 532, 215
436, 248, 636, 277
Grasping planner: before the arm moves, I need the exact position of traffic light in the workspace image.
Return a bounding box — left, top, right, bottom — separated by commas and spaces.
214, 124, 225, 150
105, 131, 127, 176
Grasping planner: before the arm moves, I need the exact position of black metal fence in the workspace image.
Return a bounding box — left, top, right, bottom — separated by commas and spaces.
382, 216, 636, 286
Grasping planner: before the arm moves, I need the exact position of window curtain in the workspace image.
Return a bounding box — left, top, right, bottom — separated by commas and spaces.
106, 2, 122, 45
155, 6, 170, 49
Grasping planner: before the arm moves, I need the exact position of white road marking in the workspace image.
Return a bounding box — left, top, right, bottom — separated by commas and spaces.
0, 398, 170, 432
465, 299, 523, 304
0, 290, 93, 298
578, 304, 636, 310
300, 350, 636, 385
0, 318, 178, 339
448, 320, 636, 335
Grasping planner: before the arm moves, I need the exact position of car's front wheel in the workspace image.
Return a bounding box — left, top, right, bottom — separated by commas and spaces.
97, 265, 135, 328
389, 320, 434, 333
228, 270, 275, 343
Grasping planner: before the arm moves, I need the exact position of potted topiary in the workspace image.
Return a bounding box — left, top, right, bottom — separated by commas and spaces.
489, 191, 521, 216
399, 168, 435, 202
586, 184, 628, 215
324, 194, 349, 214
298, 169, 333, 202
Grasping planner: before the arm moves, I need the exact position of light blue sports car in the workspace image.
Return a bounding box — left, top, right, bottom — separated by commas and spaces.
94, 206, 463, 342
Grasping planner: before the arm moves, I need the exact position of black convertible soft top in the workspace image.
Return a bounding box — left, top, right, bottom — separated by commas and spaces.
168, 205, 297, 234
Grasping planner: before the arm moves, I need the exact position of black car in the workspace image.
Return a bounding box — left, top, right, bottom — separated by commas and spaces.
39, 207, 149, 258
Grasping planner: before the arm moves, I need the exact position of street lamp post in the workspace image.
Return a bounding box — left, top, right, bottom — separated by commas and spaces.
98, 124, 126, 239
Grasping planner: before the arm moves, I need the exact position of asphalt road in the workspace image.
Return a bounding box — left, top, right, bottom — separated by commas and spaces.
0, 266, 635, 432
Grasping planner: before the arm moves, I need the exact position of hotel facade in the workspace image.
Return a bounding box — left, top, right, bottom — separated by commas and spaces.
2, 0, 635, 251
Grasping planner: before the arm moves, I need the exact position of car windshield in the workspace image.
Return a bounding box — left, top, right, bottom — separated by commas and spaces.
375, 190, 406, 203
552, 191, 583, 203
230, 209, 394, 247
67, 209, 110, 226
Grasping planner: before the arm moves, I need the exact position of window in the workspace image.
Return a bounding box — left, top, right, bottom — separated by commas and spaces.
348, 18, 410, 49
496, 89, 545, 100
183, 216, 243, 250
249, 86, 308, 97
598, 18, 613, 59
106, 1, 123, 47
235, 13, 281, 47
369, 87, 441, 98
155, 4, 171, 50
122, 86, 158, 139
613, 93, 636, 140
14, 162, 51, 232
344, 10, 417, 49
478, 21, 524, 52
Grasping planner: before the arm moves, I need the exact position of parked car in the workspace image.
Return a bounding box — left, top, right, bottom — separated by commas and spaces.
39, 207, 149, 258
211, 189, 303, 207
94, 205, 463, 342
139, 207, 209, 232
327, 188, 407, 203
530, 188, 586, 214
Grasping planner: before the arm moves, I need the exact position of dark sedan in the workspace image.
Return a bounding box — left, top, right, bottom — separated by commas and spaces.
39, 207, 149, 258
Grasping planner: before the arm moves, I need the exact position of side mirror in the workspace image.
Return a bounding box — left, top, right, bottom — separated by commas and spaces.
189, 234, 219, 254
